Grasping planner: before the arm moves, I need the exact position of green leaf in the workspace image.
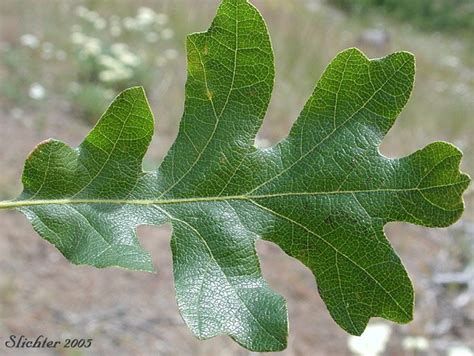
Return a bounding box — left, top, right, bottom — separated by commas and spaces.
0, 0, 470, 352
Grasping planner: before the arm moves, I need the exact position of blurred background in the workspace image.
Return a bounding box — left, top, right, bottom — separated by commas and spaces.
0, 0, 472, 355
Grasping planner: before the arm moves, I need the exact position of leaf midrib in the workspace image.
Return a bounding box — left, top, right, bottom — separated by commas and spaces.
0, 181, 466, 210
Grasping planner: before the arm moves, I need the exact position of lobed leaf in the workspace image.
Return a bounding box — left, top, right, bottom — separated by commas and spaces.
0, 0, 470, 351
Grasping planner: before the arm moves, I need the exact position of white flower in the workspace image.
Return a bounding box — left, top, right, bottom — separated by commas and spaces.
99, 70, 115, 82
119, 52, 140, 67
98, 53, 135, 81
20, 34, 39, 49
75, 6, 102, 26
136, 7, 156, 27
82, 38, 101, 56
348, 323, 392, 356
75, 6, 89, 18
402, 336, 429, 351
71, 32, 86, 45
29, 83, 46, 100
161, 28, 174, 40
123, 17, 138, 31
99, 67, 132, 82
108, 44, 140, 67
146, 32, 159, 43
448, 346, 474, 356
155, 13, 168, 26
98, 54, 122, 70
165, 49, 178, 60
94, 18, 107, 30
110, 43, 128, 56
84, 11, 100, 23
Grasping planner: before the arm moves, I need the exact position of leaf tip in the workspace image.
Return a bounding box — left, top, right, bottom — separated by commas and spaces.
23, 138, 72, 185
27, 138, 62, 155
336, 47, 367, 61
119, 85, 147, 100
